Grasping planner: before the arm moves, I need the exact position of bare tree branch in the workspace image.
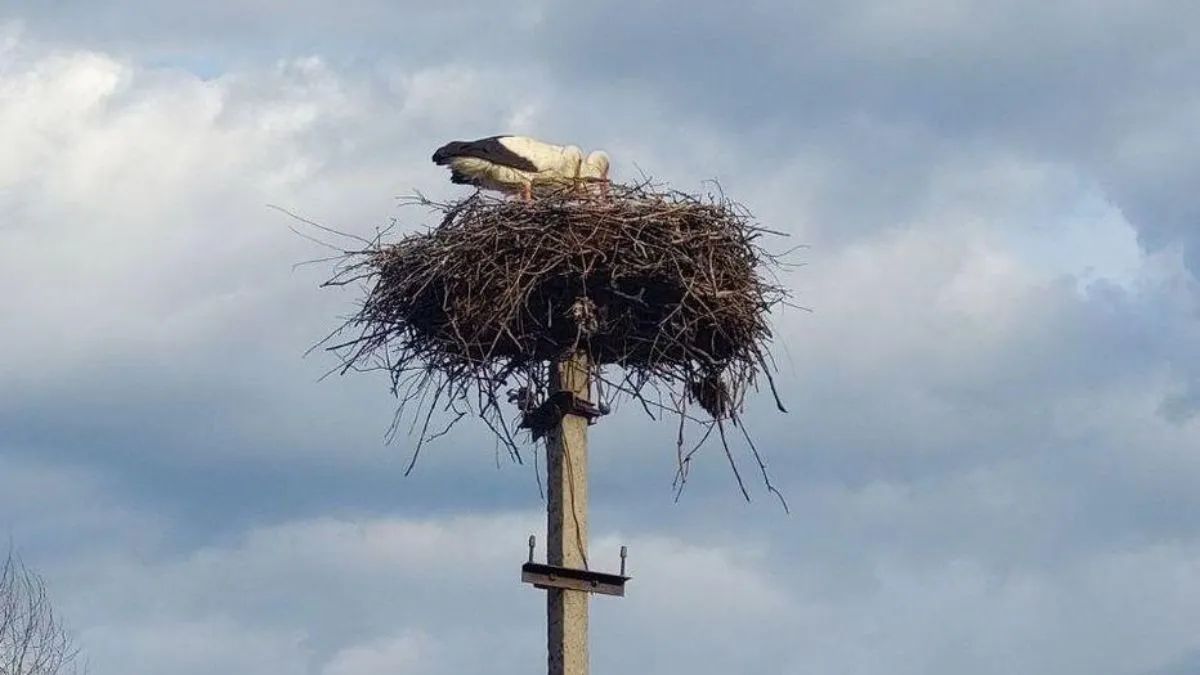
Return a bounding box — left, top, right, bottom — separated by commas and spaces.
1, 548, 82, 675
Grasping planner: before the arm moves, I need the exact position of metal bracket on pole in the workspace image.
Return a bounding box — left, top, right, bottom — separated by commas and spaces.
519, 391, 608, 440
522, 535, 631, 597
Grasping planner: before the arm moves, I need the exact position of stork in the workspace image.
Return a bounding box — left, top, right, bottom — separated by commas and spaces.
432, 135, 610, 200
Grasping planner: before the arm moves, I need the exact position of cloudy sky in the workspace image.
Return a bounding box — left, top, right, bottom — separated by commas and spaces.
2, 2, 1199, 673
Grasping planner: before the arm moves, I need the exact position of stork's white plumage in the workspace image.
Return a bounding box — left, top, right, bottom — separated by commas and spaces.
432, 135, 610, 199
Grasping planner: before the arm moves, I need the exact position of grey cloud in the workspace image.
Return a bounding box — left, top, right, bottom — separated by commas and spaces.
536, 1, 1200, 273
1144, 651, 1200, 675
4, 2, 544, 68
4, 7, 1200, 674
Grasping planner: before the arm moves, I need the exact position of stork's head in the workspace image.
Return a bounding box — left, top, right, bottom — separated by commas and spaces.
562, 145, 584, 175
581, 150, 610, 180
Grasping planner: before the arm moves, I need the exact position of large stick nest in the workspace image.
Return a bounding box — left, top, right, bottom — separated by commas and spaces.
320, 181, 794, 503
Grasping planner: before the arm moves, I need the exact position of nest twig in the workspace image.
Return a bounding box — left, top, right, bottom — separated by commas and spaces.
317, 180, 794, 507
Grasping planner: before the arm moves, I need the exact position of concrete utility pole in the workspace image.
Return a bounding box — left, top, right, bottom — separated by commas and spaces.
546, 352, 590, 675
521, 351, 629, 675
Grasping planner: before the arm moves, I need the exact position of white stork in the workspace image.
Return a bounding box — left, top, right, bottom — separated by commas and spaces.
432, 135, 610, 200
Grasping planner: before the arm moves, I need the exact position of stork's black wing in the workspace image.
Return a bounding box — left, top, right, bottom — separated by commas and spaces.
431, 136, 539, 172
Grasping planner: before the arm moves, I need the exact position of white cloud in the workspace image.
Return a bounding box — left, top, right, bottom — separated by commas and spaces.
29, 511, 1200, 675
0, 33, 561, 467
322, 631, 432, 675
82, 619, 312, 675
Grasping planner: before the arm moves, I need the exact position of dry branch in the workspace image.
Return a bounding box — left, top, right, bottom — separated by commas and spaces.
1, 550, 80, 675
